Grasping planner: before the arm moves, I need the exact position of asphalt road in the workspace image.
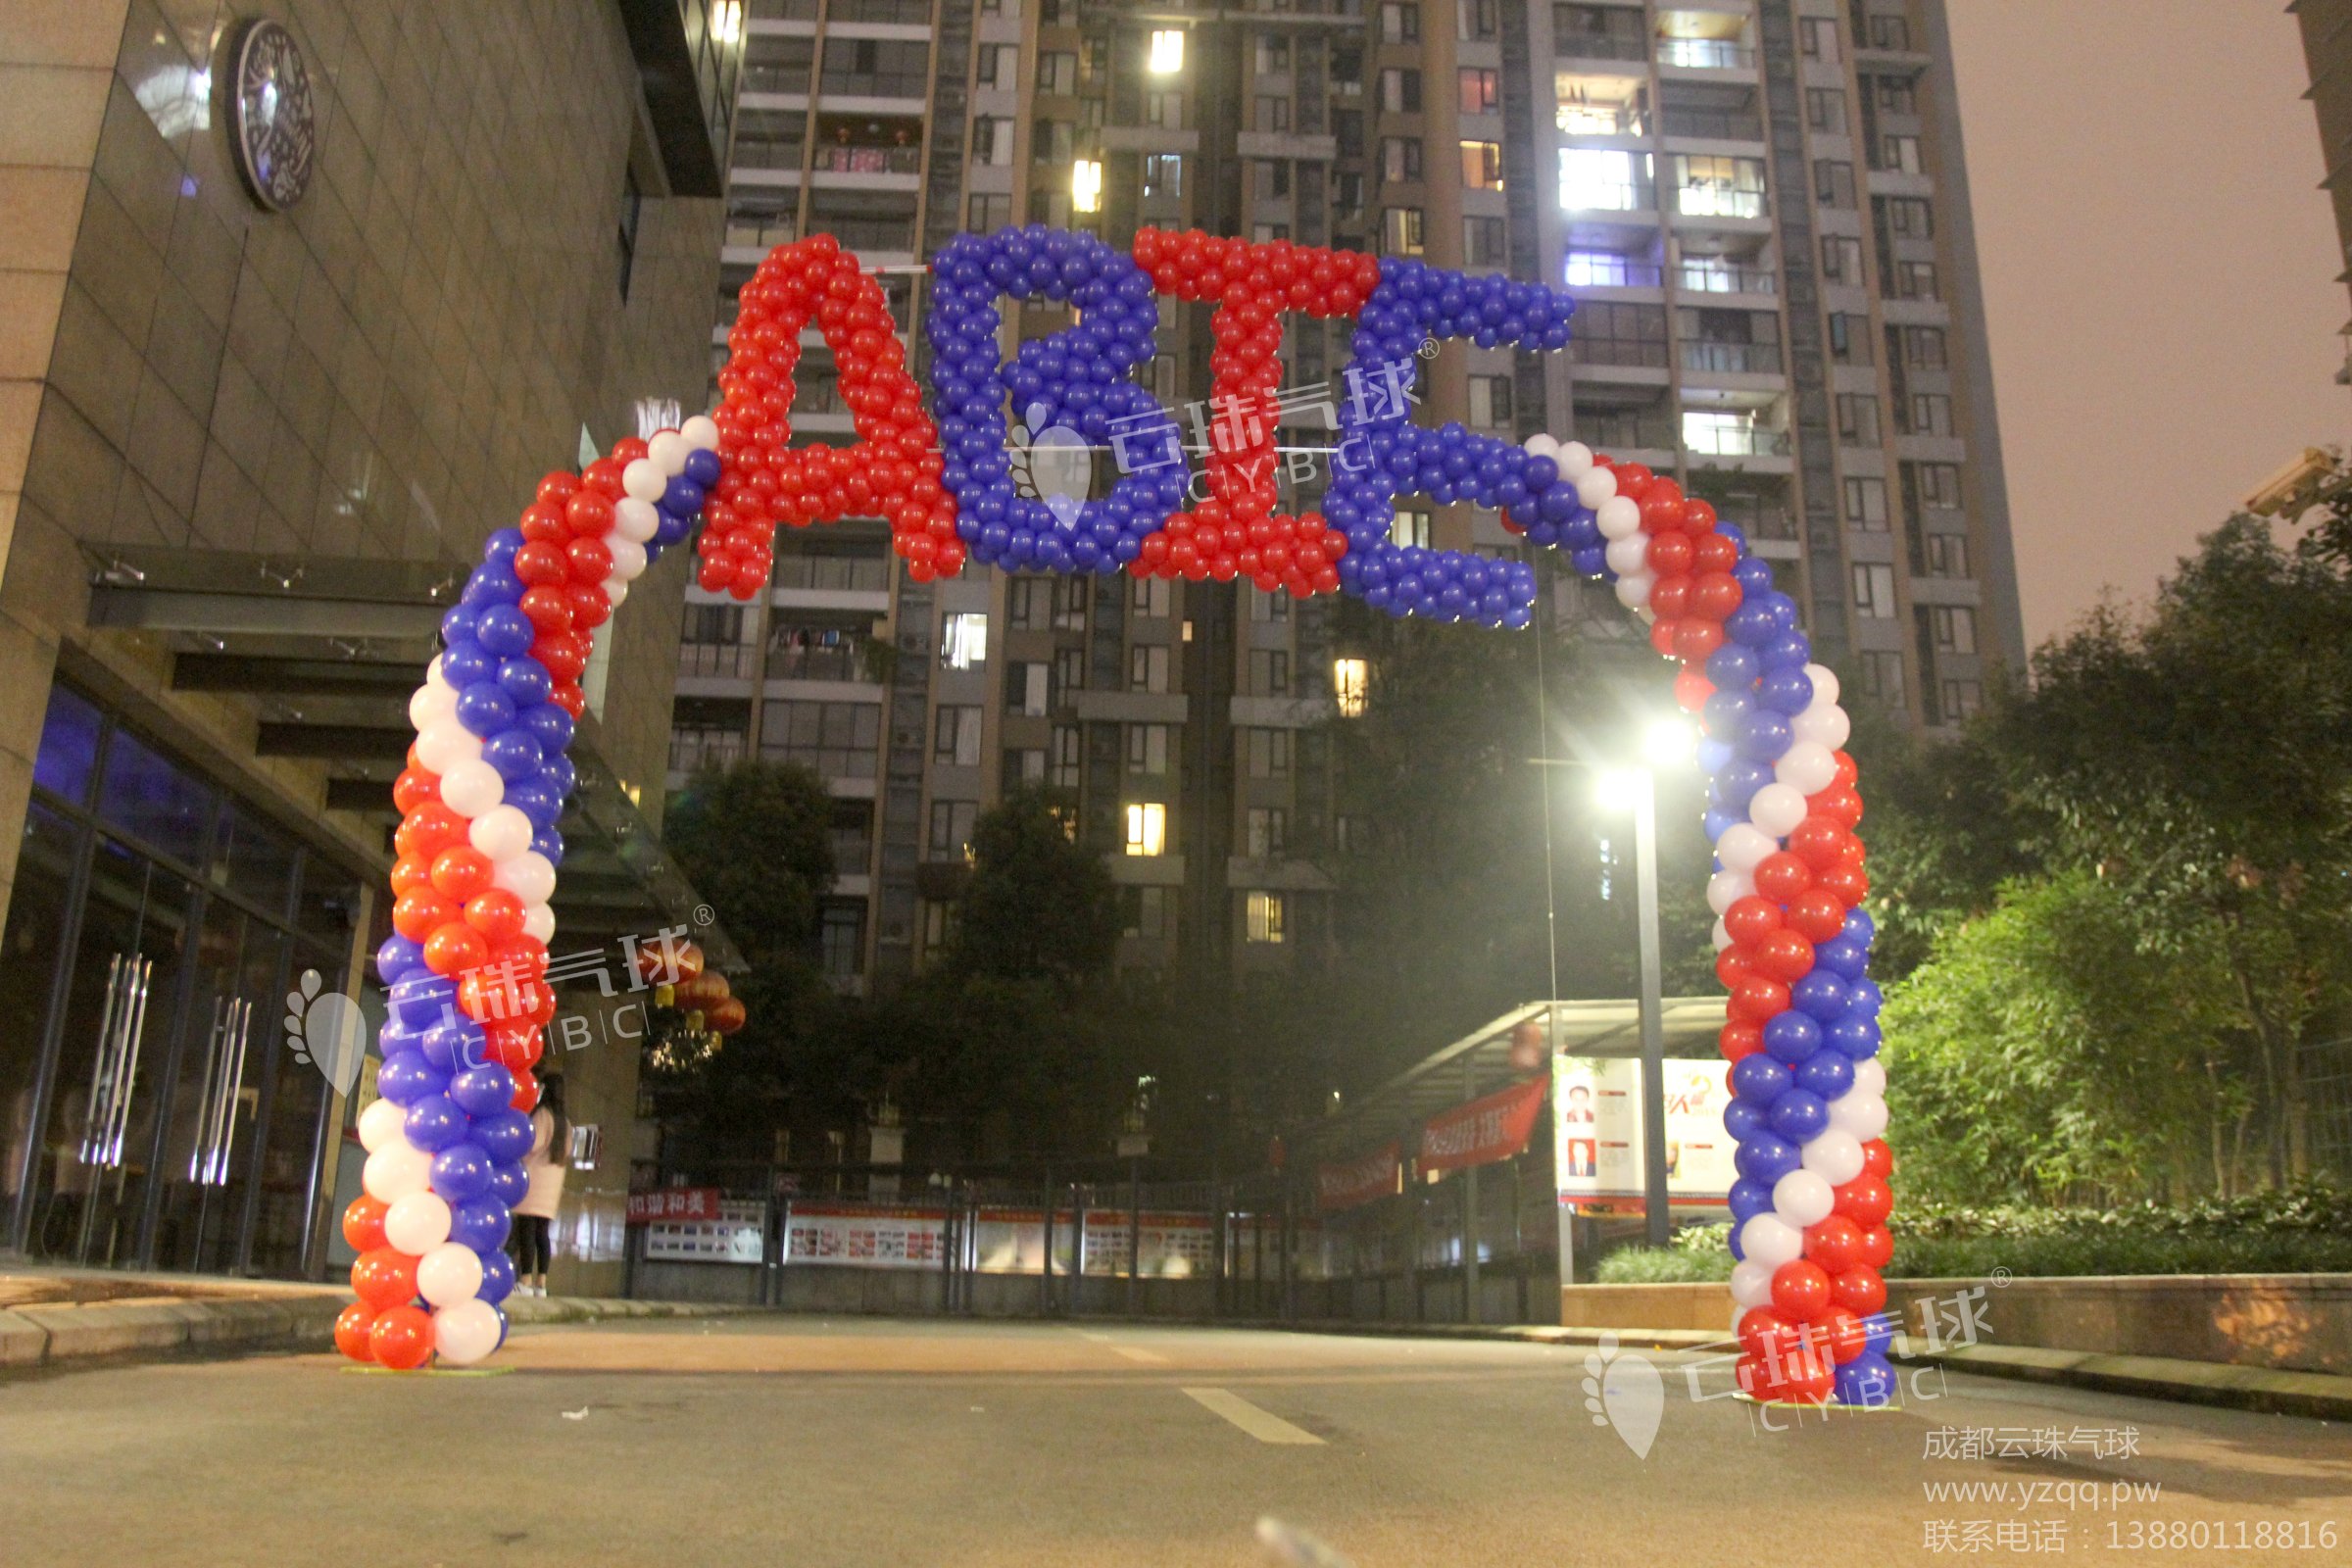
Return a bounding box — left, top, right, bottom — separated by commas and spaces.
1, 1318, 2346, 1566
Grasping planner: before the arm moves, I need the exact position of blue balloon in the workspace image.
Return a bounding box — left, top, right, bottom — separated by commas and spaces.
1757, 666, 1814, 715
1827, 1015, 1882, 1060
449, 1195, 513, 1251
421, 1016, 485, 1073
474, 1108, 535, 1164
483, 727, 546, 784
1763, 1010, 1822, 1064
1792, 970, 1850, 1022
1846, 977, 1885, 1019
1735, 1131, 1801, 1186
390, 976, 456, 1032
1768, 1088, 1830, 1144
1728, 1177, 1776, 1225
684, 447, 721, 487
476, 605, 535, 655
497, 657, 552, 707
1834, 1349, 1898, 1408
375, 1054, 449, 1107
476, 1248, 515, 1304
1814, 937, 1868, 980
403, 1095, 472, 1152
517, 702, 574, 755
1730, 1053, 1792, 1105
1863, 1311, 1897, 1354
1723, 1099, 1767, 1142
487, 1160, 529, 1208
662, 474, 705, 515
429, 1142, 495, 1201
531, 828, 564, 864
1705, 644, 1760, 691
441, 641, 496, 690
1842, 908, 1877, 950
375, 934, 425, 986
449, 1063, 518, 1118
1739, 709, 1793, 762
1794, 1048, 1856, 1101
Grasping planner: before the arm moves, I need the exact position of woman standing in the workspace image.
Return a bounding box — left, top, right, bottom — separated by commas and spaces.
511, 1076, 568, 1298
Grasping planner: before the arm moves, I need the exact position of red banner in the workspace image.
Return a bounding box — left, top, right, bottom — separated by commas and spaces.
1316, 1141, 1401, 1212
627, 1187, 723, 1224
1419, 1076, 1547, 1173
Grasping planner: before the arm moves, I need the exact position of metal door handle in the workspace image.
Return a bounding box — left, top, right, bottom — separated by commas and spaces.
98, 956, 153, 1169
76, 955, 127, 1164
200, 1000, 252, 1187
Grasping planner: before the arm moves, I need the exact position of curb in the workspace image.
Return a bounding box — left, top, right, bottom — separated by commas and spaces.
0, 1292, 763, 1374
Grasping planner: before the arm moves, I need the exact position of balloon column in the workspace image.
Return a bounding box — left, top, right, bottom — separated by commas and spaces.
335, 420, 719, 1370
340, 225, 1892, 1395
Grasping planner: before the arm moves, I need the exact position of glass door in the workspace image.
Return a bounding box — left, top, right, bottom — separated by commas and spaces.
26, 837, 195, 1267
148, 903, 285, 1274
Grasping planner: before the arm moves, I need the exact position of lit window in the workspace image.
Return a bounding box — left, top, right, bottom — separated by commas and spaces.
713, 0, 743, 46
1333, 659, 1369, 717
1558, 148, 1645, 212
1125, 802, 1167, 857
1072, 158, 1102, 214
939, 612, 988, 669
1246, 891, 1286, 944
1149, 29, 1186, 75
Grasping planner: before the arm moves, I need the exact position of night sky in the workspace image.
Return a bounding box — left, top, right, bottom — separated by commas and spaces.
1945, 0, 2348, 647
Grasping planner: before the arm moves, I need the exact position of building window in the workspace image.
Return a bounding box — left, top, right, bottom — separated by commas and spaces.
1254, 34, 1292, 73
1870, 14, 1913, 51
934, 706, 984, 766
1827, 313, 1873, 367
1459, 69, 1498, 115
1458, 0, 1497, 39
1129, 643, 1170, 693
921, 899, 957, 954
1463, 217, 1507, 268
821, 905, 864, 980
1822, 234, 1863, 285
762, 700, 881, 779
1245, 727, 1294, 779
1880, 133, 1924, 174
1250, 649, 1292, 696
1886, 196, 1935, 238
1038, 50, 1079, 95
1127, 722, 1171, 774
1859, 650, 1907, 710
1248, 585, 1291, 622
967, 192, 1011, 232
1382, 137, 1424, 183
1146, 90, 1185, 128
1930, 604, 1978, 655
1009, 661, 1050, 715
1844, 476, 1889, 530
1940, 679, 1984, 720
1333, 658, 1369, 717
1255, 94, 1291, 132
1379, 68, 1422, 113
1143, 153, 1184, 199
1851, 563, 1897, 619
976, 42, 1016, 90
940, 612, 988, 668
1006, 748, 1046, 787
1149, 28, 1187, 74
1892, 260, 1939, 300
1122, 885, 1169, 940
1390, 506, 1432, 550
1468, 373, 1513, 428
1246, 891, 1286, 944
1813, 159, 1855, 209
1133, 576, 1172, 617
1255, 158, 1292, 198
1911, 393, 1955, 438
928, 799, 978, 859
1806, 87, 1845, 132
1382, 206, 1426, 256
1460, 139, 1502, 190
1559, 148, 1650, 212
1246, 807, 1288, 858
1918, 461, 1963, 508
1925, 532, 1970, 577
1381, 2, 1421, 43
1901, 326, 1949, 371
1675, 154, 1765, 219
1124, 802, 1167, 857
1051, 724, 1081, 787
1054, 646, 1086, 698
1836, 394, 1881, 447
1798, 16, 1839, 63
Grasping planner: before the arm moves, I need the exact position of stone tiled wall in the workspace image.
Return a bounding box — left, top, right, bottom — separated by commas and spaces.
0, 0, 724, 915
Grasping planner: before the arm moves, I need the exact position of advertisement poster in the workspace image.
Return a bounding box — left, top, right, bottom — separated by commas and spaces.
1551, 1054, 1737, 1212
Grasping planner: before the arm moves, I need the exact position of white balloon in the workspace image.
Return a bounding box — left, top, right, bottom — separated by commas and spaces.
1802, 662, 1840, 710
1707, 866, 1755, 915
648, 430, 691, 475
1748, 783, 1808, 839
605, 537, 648, 581
1800, 1128, 1867, 1186
1576, 467, 1618, 509
1852, 1057, 1886, 1099
681, 414, 720, 450
408, 681, 457, 731
1717, 823, 1776, 873
358, 1097, 409, 1154
1740, 1212, 1804, 1269
1594, 495, 1643, 540
469, 806, 535, 863
1711, 918, 1733, 952
602, 578, 630, 608
1791, 701, 1851, 751
522, 903, 558, 945
363, 1141, 432, 1203
1555, 440, 1595, 479
1772, 1168, 1835, 1228
622, 457, 667, 502
1524, 432, 1561, 461
432, 1298, 503, 1366
416, 723, 482, 775
384, 1190, 454, 1254
613, 497, 661, 544
416, 1241, 486, 1307
1730, 1259, 1775, 1309
1613, 571, 1654, 611
1774, 740, 1838, 797
1828, 1091, 1888, 1141
440, 759, 506, 818
1603, 534, 1650, 576
493, 851, 557, 906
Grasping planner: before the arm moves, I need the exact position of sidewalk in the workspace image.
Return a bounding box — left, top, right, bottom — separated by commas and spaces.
0, 1267, 760, 1372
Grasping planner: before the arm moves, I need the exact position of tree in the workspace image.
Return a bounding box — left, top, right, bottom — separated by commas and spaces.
945, 785, 1119, 987
662, 759, 837, 966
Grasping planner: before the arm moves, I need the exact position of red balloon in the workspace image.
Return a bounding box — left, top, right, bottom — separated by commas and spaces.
389, 856, 432, 899
1736, 1307, 1791, 1358
1674, 667, 1714, 712
1672, 618, 1724, 662
1714, 945, 1754, 989
1753, 851, 1814, 903
511, 1074, 541, 1114
1723, 895, 1783, 947
1729, 975, 1790, 1022
391, 767, 441, 814
334, 1302, 377, 1362
465, 888, 528, 944
1818, 1305, 1870, 1364
1770, 1259, 1833, 1322
1645, 530, 1693, 575
391, 888, 459, 944
1857, 1223, 1894, 1271
1718, 1020, 1763, 1062
368, 1304, 435, 1371
393, 804, 466, 862
1803, 1214, 1865, 1273
1753, 929, 1816, 983
1861, 1139, 1894, 1179
1834, 1173, 1893, 1227
351, 1246, 419, 1311
1817, 861, 1870, 906
428, 846, 493, 903
1788, 816, 1852, 874
1787, 889, 1848, 944
342, 1195, 389, 1253
1830, 1264, 1887, 1316
519, 586, 575, 635
422, 921, 489, 979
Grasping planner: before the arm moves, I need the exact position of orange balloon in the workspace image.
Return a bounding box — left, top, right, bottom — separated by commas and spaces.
368, 1304, 435, 1371
334, 1303, 377, 1362
351, 1246, 419, 1310
342, 1195, 389, 1253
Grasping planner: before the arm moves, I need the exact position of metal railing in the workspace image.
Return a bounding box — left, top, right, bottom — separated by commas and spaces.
670, 729, 748, 774
1685, 424, 1792, 458
775, 555, 891, 592
680, 642, 759, 679
1661, 108, 1764, 141
1682, 340, 1783, 375
1658, 37, 1756, 70
732, 136, 807, 172
807, 216, 918, 253
1564, 254, 1665, 288
726, 215, 800, 250
1570, 337, 1672, 369
741, 64, 811, 95
1677, 260, 1777, 295
829, 0, 932, 21
812, 143, 923, 174
767, 639, 875, 683
1674, 185, 1766, 220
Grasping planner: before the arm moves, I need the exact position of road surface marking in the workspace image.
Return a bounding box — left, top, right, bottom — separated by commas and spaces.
1183, 1387, 1325, 1446
1111, 1345, 1166, 1363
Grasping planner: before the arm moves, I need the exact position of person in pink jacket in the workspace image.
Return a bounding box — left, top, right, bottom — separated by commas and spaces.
510, 1076, 568, 1298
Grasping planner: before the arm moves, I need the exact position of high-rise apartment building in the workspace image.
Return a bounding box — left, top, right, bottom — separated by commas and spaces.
671, 0, 2022, 994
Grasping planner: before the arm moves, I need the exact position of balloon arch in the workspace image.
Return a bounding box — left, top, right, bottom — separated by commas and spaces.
338, 228, 1893, 1404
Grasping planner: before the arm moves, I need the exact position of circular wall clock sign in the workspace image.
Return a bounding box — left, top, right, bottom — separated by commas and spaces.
228, 19, 318, 213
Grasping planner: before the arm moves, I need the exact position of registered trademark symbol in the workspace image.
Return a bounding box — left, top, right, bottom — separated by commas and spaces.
694, 903, 713, 926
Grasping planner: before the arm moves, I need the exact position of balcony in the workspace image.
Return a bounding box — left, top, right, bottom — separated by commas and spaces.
1661, 106, 1763, 142
1565, 252, 1666, 289
768, 628, 883, 684
775, 554, 890, 594
1672, 183, 1765, 221
1676, 258, 1776, 295
1657, 37, 1755, 71
670, 726, 748, 776
829, 0, 932, 22
732, 137, 807, 174
811, 142, 922, 175
1682, 417, 1790, 458
680, 641, 759, 680
1571, 338, 1673, 370
1681, 340, 1783, 375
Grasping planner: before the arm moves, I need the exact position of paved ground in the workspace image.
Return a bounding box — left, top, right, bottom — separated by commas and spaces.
2, 1317, 2347, 1566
